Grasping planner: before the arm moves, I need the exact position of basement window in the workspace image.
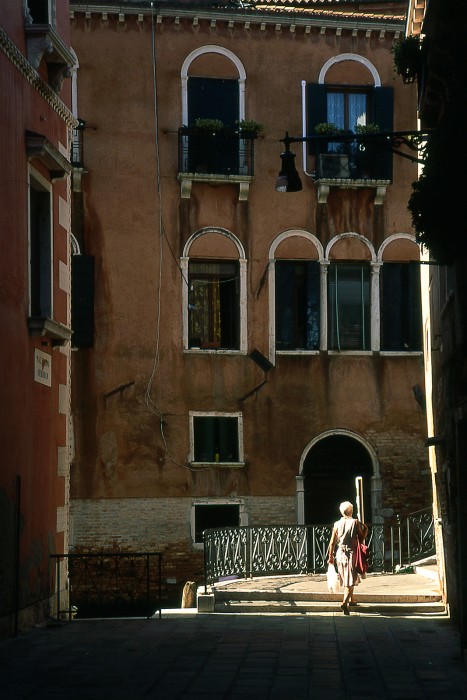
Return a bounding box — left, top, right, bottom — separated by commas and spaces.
193, 503, 241, 544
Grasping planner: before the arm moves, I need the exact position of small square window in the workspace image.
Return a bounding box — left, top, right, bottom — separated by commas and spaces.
193, 504, 240, 544
193, 415, 240, 463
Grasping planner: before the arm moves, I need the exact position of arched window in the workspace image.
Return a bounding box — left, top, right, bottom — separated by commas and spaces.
269, 231, 323, 356
182, 228, 247, 353
307, 54, 393, 181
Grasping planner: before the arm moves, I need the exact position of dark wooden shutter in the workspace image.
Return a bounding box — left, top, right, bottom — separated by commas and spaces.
71, 255, 95, 348
373, 86, 394, 180
187, 77, 239, 126
307, 83, 327, 154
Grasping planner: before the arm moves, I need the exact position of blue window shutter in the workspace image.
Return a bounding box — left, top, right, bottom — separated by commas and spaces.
71, 255, 94, 348
307, 83, 327, 155
373, 86, 394, 180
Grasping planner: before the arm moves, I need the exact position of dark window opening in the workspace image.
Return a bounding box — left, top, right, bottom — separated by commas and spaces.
193, 416, 239, 463
72, 255, 95, 348
328, 263, 370, 351
381, 262, 422, 351
189, 261, 240, 349
194, 504, 240, 544
276, 260, 320, 350
30, 178, 52, 318
27, 0, 51, 24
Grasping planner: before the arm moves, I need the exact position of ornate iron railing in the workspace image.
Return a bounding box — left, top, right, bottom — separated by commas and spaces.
50, 552, 163, 620
311, 137, 392, 182
204, 510, 434, 586
178, 127, 255, 177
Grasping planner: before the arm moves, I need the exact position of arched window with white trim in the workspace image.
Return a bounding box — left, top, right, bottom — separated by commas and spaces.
182, 228, 247, 353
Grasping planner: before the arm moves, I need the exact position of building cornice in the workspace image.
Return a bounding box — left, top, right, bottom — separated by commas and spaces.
0, 26, 77, 129
70, 3, 405, 34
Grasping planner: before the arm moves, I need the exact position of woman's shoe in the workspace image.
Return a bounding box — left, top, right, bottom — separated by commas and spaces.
340, 603, 350, 615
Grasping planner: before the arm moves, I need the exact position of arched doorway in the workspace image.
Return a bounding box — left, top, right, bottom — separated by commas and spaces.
302, 432, 374, 525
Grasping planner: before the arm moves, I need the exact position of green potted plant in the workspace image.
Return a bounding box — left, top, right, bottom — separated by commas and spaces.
235, 119, 264, 138
391, 35, 422, 84
354, 123, 380, 134
194, 118, 225, 134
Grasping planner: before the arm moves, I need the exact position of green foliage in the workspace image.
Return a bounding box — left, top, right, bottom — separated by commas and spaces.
235, 119, 264, 135
355, 123, 381, 134
313, 122, 344, 134
194, 118, 224, 132
391, 35, 422, 83
408, 111, 467, 264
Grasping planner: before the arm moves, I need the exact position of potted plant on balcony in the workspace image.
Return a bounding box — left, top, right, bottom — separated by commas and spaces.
392, 35, 422, 84
313, 122, 345, 155
194, 118, 225, 135
235, 119, 264, 138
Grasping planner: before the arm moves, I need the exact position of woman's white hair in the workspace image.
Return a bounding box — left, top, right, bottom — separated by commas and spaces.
339, 501, 354, 516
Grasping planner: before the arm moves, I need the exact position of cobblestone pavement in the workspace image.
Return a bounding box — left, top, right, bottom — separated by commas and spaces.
1, 610, 467, 699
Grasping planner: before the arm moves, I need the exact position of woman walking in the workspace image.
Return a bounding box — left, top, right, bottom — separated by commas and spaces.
328, 501, 368, 615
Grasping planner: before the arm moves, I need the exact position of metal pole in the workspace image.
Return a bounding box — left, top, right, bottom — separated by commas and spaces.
56, 556, 60, 621
158, 554, 162, 620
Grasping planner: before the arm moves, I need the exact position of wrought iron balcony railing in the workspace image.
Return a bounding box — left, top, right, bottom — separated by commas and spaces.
178, 127, 255, 177
310, 136, 392, 182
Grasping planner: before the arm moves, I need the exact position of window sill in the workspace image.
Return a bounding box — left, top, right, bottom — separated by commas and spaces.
25, 24, 75, 92
276, 350, 320, 356
314, 178, 390, 205
28, 317, 72, 346
378, 350, 423, 356
327, 350, 373, 356
177, 173, 253, 201
190, 461, 245, 469
185, 348, 242, 355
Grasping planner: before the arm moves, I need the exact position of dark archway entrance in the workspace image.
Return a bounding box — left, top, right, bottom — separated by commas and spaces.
303, 433, 373, 525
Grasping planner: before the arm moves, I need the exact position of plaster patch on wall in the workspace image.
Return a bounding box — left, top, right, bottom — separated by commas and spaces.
99, 431, 118, 474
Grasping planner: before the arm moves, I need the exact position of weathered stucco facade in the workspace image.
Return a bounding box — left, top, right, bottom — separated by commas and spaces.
0, 0, 75, 635
69, 0, 432, 602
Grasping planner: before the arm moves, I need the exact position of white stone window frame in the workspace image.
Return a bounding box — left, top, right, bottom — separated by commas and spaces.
182, 228, 247, 355
28, 165, 54, 319
268, 229, 324, 361
326, 232, 379, 354
377, 232, 424, 357
190, 498, 248, 548
188, 410, 245, 468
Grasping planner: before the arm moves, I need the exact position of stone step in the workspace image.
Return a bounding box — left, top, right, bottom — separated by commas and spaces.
213, 589, 443, 604
214, 600, 446, 615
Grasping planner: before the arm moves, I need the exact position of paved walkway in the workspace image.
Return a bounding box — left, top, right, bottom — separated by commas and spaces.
2, 590, 467, 699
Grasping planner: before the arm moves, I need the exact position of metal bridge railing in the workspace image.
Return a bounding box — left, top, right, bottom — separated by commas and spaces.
204, 508, 435, 587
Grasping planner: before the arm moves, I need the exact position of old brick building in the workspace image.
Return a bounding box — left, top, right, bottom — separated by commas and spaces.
0, 0, 75, 634
69, 0, 432, 602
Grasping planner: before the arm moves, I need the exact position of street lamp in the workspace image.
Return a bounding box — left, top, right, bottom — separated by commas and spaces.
275, 129, 431, 191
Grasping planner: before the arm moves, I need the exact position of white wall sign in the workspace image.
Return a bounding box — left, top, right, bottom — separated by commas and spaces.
34, 348, 52, 386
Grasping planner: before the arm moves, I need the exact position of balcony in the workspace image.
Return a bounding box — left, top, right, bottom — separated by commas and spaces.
177, 127, 255, 200
310, 134, 392, 204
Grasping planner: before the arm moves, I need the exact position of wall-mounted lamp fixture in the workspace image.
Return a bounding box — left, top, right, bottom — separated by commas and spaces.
275, 133, 303, 192
275, 129, 431, 192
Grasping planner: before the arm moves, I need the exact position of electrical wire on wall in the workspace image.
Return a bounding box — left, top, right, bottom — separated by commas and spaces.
145, 4, 209, 472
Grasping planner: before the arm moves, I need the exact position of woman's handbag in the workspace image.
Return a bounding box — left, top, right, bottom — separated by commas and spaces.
353, 539, 369, 576
327, 563, 341, 592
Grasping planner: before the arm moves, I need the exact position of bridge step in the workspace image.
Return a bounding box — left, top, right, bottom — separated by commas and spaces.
213, 590, 442, 604
214, 600, 446, 615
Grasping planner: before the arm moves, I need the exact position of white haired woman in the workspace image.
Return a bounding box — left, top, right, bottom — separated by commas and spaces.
327, 501, 368, 615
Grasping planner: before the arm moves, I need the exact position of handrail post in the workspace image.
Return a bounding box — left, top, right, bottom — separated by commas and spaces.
158, 554, 162, 619
56, 555, 60, 621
